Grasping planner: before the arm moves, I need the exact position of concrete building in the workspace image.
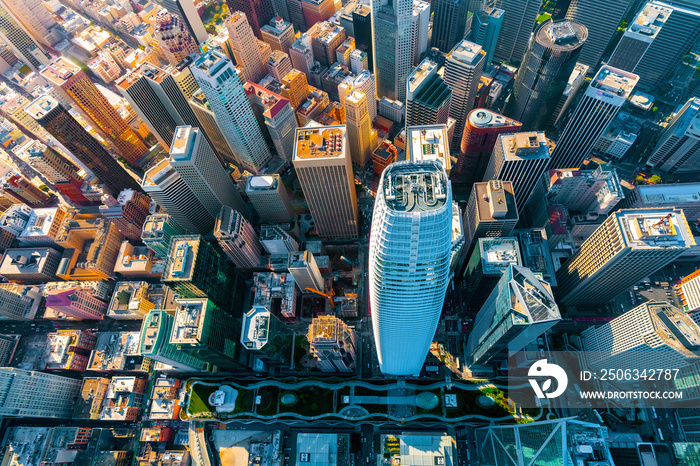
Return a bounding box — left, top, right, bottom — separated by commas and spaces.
214, 206, 262, 270
268, 50, 293, 81
74, 377, 110, 420
0, 283, 42, 320
45, 285, 110, 320
410, 0, 430, 66
44, 330, 96, 372
467, 264, 560, 366
444, 41, 486, 151
261, 17, 295, 54
244, 82, 298, 162
246, 175, 295, 223
556, 208, 695, 306
160, 0, 209, 44
17, 206, 69, 248
310, 22, 346, 68
113, 241, 162, 279
88, 331, 150, 373
191, 51, 272, 173
0, 204, 33, 237
188, 89, 240, 165
621, 183, 700, 225
308, 315, 357, 372
1, 172, 52, 207
583, 302, 700, 371
141, 214, 187, 258
492, 0, 540, 65
405, 59, 452, 128
41, 58, 146, 165
0, 247, 61, 283
252, 271, 298, 320
371, 0, 413, 102
548, 165, 624, 216
139, 310, 208, 371
293, 125, 358, 240
646, 98, 700, 174
550, 66, 639, 169
369, 161, 452, 375
225, 11, 267, 83
345, 90, 375, 167
100, 376, 146, 421
288, 251, 323, 293
406, 125, 451, 175
381, 434, 455, 466
99, 189, 151, 242
0, 368, 81, 418
463, 180, 519, 251
508, 20, 587, 132
680, 269, 700, 315
0, 2, 51, 70
241, 306, 293, 369
260, 225, 299, 255
430, 0, 467, 53
107, 281, 156, 320
471, 8, 504, 65
550, 63, 589, 127
153, 12, 199, 67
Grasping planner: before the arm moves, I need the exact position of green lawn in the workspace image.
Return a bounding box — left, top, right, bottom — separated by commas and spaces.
536, 12, 552, 23
188, 383, 217, 415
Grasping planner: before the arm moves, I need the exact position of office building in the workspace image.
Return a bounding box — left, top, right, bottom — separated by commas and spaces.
17, 140, 80, 187
0, 368, 81, 419
267, 51, 292, 81
411, 0, 430, 66
168, 126, 249, 219
171, 298, 243, 370
44, 330, 96, 372
467, 264, 560, 366
25, 95, 141, 194
484, 132, 550, 215
301, 0, 338, 32
161, 0, 209, 44
455, 109, 521, 186
74, 377, 110, 420
246, 175, 295, 223
245, 82, 298, 161
548, 165, 624, 216
252, 271, 298, 320
99, 189, 151, 242
107, 281, 156, 320
162, 235, 235, 310
646, 98, 700, 174
550, 66, 639, 169
154, 12, 199, 67
492, 0, 540, 65
430, 0, 468, 53
281, 69, 310, 111
371, 0, 412, 102
309, 22, 346, 68
463, 180, 519, 250
100, 377, 146, 421
214, 206, 262, 270
0, 247, 61, 283
680, 269, 700, 315
369, 161, 452, 376
350, 49, 369, 75
620, 182, 700, 225
352, 4, 373, 72
405, 59, 452, 128
476, 419, 614, 465
550, 63, 589, 127
0, 3, 51, 70
583, 302, 700, 371
444, 41, 486, 151
41, 58, 146, 165
308, 315, 357, 372
45, 286, 110, 320
1, 172, 52, 207
556, 208, 695, 306
187, 89, 239, 165
191, 51, 272, 173
471, 8, 504, 65
241, 306, 293, 368
406, 125, 451, 174
141, 214, 187, 259
507, 20, 587, 132
113, 241, 161, 279
562, 0, 633, 67
345, 91, 374, 167
261, 17, 295, 53
0, 283, 42, 320
344, 71, 377, 122
226, 11, 268, 83
293, 126, 358, 240
608, 2, 671, 73
462, 237, 521, 311
139, 310, 208, 371
260, 225, 299, 255
289, 34, 313, 76
0, 204, 31, 237
288, 250, 323, 292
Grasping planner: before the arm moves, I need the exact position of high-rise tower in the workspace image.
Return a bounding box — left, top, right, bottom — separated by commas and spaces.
405, 59, 452, 128
646, 97, 700, 174
161, 0, 209, 44
550, 66, 638, 169
0, 368, 82, 419
214, 206, 262, 270
507, 20, 587, 132
463, 180, 519, 250
0, 2, 51, 70
371, 0, 413, 102
226, 11, 268, 83
153, 12, 200, 67
492, 0, 540, 65
226, 0, 275, 40
344, 90, 374, 167
369, 160, 452, 376
556, 208, 695, 307
245, 175, 295, 223
430, 0, 468, 53
471, 8, 504, 65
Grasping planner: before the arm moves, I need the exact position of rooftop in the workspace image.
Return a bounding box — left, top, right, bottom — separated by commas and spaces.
107, 281, 151, 318
475, 180, 518, 221
637, 183, 700, 206
0, 247, 58, 275
171, 298, 209, 345
499, 132, 550, 161
537, 20, 587, 49
294, 126, 346, 160
241, 306, 272, 350
252, 271, 296, 317
616, 209, 695, 249
19, 207, 61, 239
88, 332, 144, 372
479, 237, 522, 275
163, 236, 200, 281
246, 175, 279, 191
382, 161, 448, 213
627, 2, 672, 40
41, 57, 82, 86
310, 22, 344, 45
468, 109, 521, 129
448, 40, 484, 66
590, 65, 639, 100
169, 126, 196, 161
24, 95, 60, 120
407, 59, 437, 95
142, 159, 175, 187
117, 64, 168, 91
406, 125, 451, 171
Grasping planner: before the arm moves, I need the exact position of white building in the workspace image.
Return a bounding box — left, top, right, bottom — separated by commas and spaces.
0, 368, 81, 418
225, 11, 267, 83
410, 0, 430, 66
246, 175, 296, 223
371, 0, 413, 102
288, 251, 323, 292
260, 225, 299, 255
647, 97, 700, 174
444, 40, 485, 150
369, 161, 452, 375
548, 164, 624, 216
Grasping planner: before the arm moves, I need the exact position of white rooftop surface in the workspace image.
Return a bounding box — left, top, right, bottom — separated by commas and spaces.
638, 183, 700, 205
591, 66, 639, 100
481, 238, 521, 274
407, 126, 451, 171
400, 434, 455, 466
296, 433, 338, 466
241, 306, 271, 350
449, 40, 483, 66
19, 208, 59, 238
617, 210, 695, 249
248, 175, 277, 190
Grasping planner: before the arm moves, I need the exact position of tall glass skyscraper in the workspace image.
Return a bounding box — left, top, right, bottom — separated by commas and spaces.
371, 0, 412, 102
369, 160, 453, 376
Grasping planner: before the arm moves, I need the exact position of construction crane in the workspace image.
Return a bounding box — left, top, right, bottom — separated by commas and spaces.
652, 213, 672, 228
305, 287, 336, 310
340, 255, 358, 267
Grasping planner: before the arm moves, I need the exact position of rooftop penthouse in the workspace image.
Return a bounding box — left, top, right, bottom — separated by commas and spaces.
170, 298, 208, 345
500, 132, 549, 160
448, 40, 484, 65
479, 237, 522, 275
382, 162, 448, 213
162, 236, 200, 282
406, 125, 451, 172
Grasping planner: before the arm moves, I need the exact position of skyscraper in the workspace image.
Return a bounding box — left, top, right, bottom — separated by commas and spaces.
0, 0, 58, 47
467, 264, 560, 366
646, 97, 700, 174
227, 0, 276, 40
471, 8, 504, 65
583, 302, 700, 371
556, 208, 695, 306
371, 0, 412, 102
0, 368, 82, 419
405, 59, 452, 128
245, 82, 298, 161
492, 0, 540, 65
308, 316, 357, 372
550, 66, 639, 169
310, 21, 346, 68
463, 180, 519, 250
0, 2, 50, 70
141, 214, 187, 258
352, 4, 373, 71
507, 20, 587, 132
153, 12, 200, 67
369, 161, 452, 376
41, 58, 147, 165
346, 71, 377, 121
190, 51, 272, 173
241, 306, 294, 367
188, 90, 239, 165
214, 205, 262, 270
139, 309, 208, 371
168, 126, 249, 218
410, 0, 430, 66
561, 0, 633, 68
484, 132, 551, 214
141, 159, 215, 234
548, 165, 624, 216
430, 0, 468, 53
444, 40, 485, 150
25, 95, 141, 195
292, 125, 358, 240
345, 90, 374, 167
455, 109, 521, 186
245, 175, 295, 223
226, 11, 268, 83
99, 189, 152, 242
161, 0, 209, 44
261, 17, 295, 53
288, 251, 324, 292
